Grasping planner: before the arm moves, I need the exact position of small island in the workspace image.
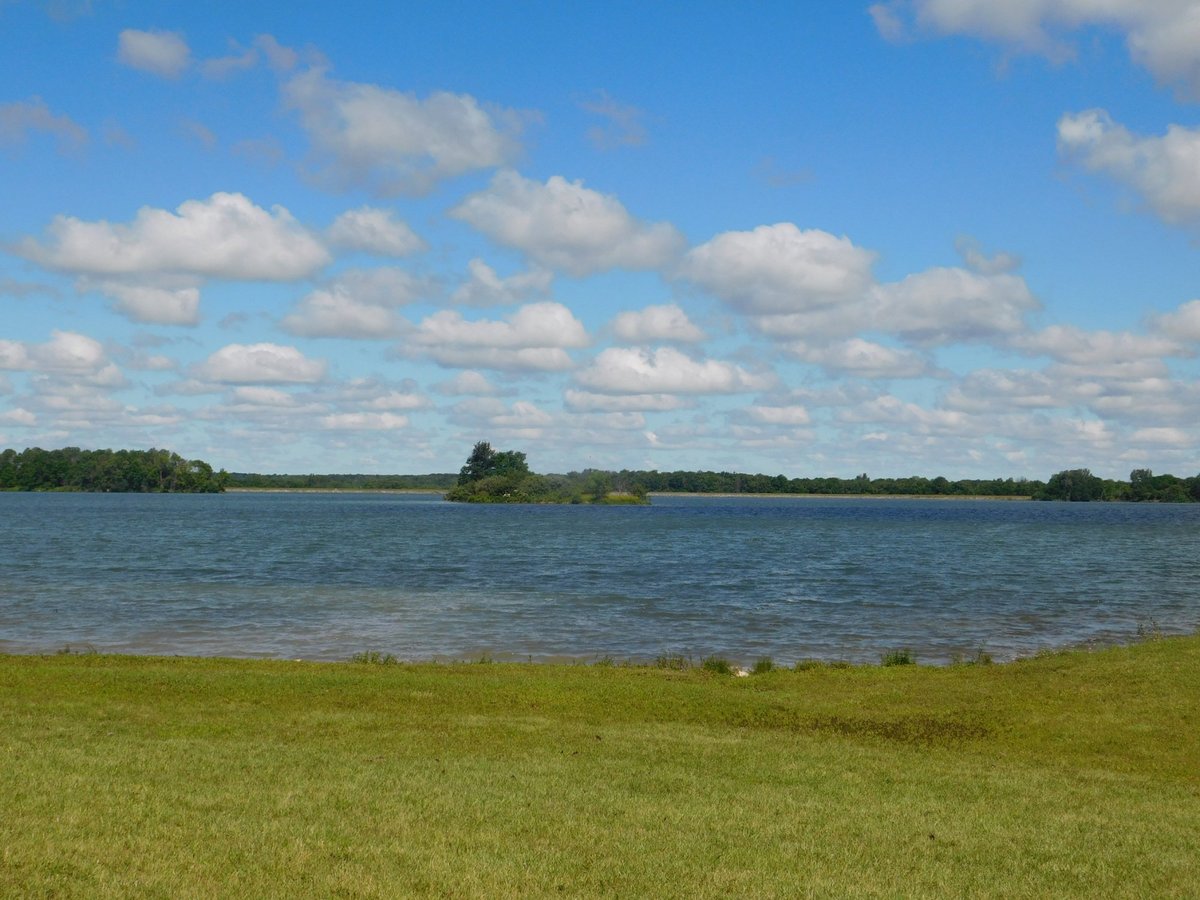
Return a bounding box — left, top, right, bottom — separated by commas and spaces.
444, 441, 649, 505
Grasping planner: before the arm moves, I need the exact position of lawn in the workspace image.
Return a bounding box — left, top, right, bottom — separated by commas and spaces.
2, 637, 1197, 897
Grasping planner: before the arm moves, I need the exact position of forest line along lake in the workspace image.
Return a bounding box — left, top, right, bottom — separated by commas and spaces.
2, 491, 1197, 664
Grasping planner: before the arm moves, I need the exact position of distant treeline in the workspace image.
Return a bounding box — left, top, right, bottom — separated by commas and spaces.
14, 445, 1194, 502
228, 466, 1200, 501
607, 470, 1039, 497
227, 472, 458, 490
1037, 468, 1200, 503
0, 447, 227, 493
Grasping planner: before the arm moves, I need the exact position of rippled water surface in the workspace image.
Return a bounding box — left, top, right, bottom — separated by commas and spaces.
2, 492, 1198, 662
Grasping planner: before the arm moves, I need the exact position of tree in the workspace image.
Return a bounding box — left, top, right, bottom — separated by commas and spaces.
457, 442, 531, 485
1040, 468, 1105, 501
458, 441, 497, 484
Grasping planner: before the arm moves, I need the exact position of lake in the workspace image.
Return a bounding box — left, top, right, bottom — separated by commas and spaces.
2, 492, 1197, 664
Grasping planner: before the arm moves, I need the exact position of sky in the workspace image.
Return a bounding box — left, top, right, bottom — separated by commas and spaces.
2, 1, 1199, 479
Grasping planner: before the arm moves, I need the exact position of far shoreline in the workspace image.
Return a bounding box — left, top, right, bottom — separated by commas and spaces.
225, 487, 1033, 501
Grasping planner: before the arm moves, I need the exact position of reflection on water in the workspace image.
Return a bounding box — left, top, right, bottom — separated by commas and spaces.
1, 492, 1198, 663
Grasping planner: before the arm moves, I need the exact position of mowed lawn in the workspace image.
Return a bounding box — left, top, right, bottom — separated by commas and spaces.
2, 638, 1198, 897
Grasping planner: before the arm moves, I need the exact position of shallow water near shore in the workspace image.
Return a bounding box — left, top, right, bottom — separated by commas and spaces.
2, 491, 1198, 663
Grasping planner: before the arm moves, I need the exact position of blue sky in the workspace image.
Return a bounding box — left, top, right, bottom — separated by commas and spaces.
2, 0, 1199, 478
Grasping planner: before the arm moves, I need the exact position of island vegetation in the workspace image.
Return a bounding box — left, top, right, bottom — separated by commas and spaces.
2, 634, 1197, 895
444, 441, 648, 504
0, 447, 228, 493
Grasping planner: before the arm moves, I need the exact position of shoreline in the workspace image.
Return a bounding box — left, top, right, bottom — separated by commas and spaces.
223, 487, 1031, 500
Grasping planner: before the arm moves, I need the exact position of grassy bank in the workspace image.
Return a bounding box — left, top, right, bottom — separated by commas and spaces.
2, 638, 1198, 897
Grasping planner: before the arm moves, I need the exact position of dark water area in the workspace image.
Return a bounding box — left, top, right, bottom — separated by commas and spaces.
1, 492, 1197, 664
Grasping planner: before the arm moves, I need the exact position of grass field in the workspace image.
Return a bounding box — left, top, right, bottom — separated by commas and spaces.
2, 637, 1198, 897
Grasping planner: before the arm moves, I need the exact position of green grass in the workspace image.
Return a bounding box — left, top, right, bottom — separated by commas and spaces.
2, 637, 1199, 897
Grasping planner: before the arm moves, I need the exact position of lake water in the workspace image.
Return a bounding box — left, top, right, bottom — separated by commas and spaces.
1, 492, 1198, 664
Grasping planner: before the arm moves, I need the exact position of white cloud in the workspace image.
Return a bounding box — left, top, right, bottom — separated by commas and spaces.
943, 369, 1065, 413
1059, 110, 1200, 226
450, 170, 685, 276
1149, 299, 1200, 342
194, 343, 327, 384
281, 268, 425, 339
254, 34, 301, 73
868, 3, 908, 42
0, 98, 87, 152
681, 223, 876, 315
117, 29, 191, 79
872, 1, 1200, 96
0, 330, 124, 388
1011, 325, 1183, 369
320, 412, 409, 431
283, 67, 524, 195
450, 258, 552, 307
955, 236, 1021, 275
0, 407, 36, 426
575, 347, 775, 395
1129, 426, 1192, 446
707, 236, 1037, 346
281, 290, 403, 339
90, 280, 201, 326
787, 338, 935, 378
230, 386, 298, 407
611, 304, 705, 343
433, 370, 501, 396
741, 404, 812, 426
837, 394, 968, 434
22, 192, 330, 280
326, 206, 426, 257
871, 267, 1039, 344
563, 389, 689, 412
403, 302, 588, 371
199, 43, 259, 80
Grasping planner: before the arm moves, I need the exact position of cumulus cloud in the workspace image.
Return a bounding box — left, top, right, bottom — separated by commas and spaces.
1129, 426, 1192, 446
22, 192, 330, 280
0, 330, 124, 387
194, 343, 327, 384
1010, 325, 1183, 370
611, 304, 705, 343
450, 170, 685, 276
786, 338, 935, 378
450, 258, 552, 307
90, 279, 201, 326
1149, 299, 1200, 342
1058, 110, 1200, 226
432, 370, 502, 396
955, 236, 1021, 275
870, 1, 1200, 96
326, 206, 426, 256
117, 29, 191, 79
563, 389, 689, 412
403, 302, 588, 371
320, 412, 409, 431
680, 223, 876, 315
0, 98, 87, 153
871, 268, 1039, 345
740, 404, 812, 426
281, 266, 426, 338
283, 67, 524, 195
0, 407, 36, 427
575, 347, 775, 395
943, 369, 1065, 413
689, 224, 1037, 346
837, 394, 968, 434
